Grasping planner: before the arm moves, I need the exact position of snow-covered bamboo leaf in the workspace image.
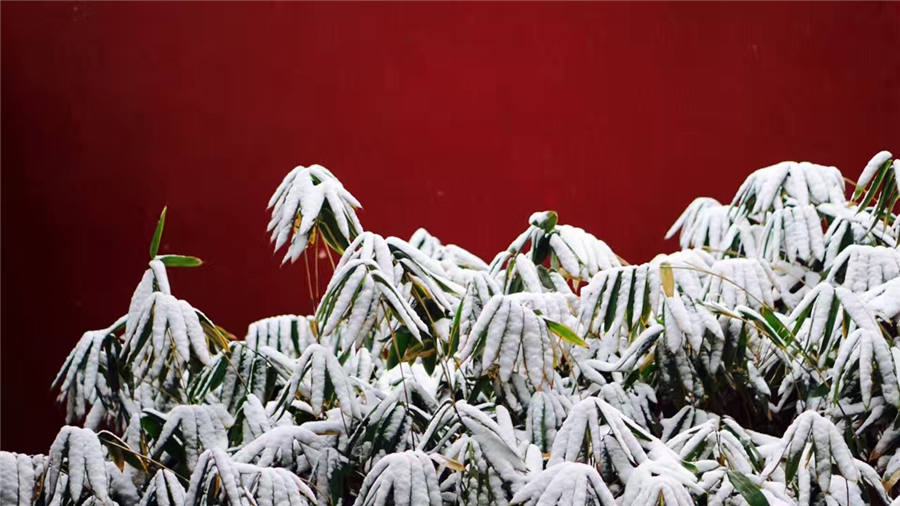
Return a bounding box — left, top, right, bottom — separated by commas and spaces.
496, 213, 619, 281
730, 161, 845, 219
234, 463, 317, 506
665, 416, 761, 473
831, 328, 900, 408
762, 411, 860, 491
705, 258, 775, 310
456, 293, 566, 388
149, 404, 234, 471
316, 258, 428, 347
347, 384, 435, 464
760, 205, 825, 264
619, 458, 700, 506
854, 151, 899, 225
232, 424, 326, 475
352, 450, 442, 506
525, 391, 571, 453
510, 462, 616, 506
122, 292, 222, 382
0, 452, 45, 506
183, 448, 248, 505
264, 343, 361, 420
46, 426, 111, 504
548, 397, 653, 479
549, 225, 621, 280
53, 316, 127, 424
826, 245, 900, 293
576, 324, 663, 375
577, 264, 654, 340
267, 164, 363, 262
246, 314, 316, 358
138, 469, 186, 506
456, 401, 528, 484
666, 197, 729, 251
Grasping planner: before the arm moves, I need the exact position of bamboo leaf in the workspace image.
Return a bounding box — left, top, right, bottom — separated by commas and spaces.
530, 210, 558, 233
158, 254, 203, 268
430, 453, 466, 471
737, 306, 785, 348
884, 467, 900, 490
542, 317, 588, 348
660, 262, 675, 297
149, 206, 167, 259
726, 471, 769, 506
97, 430, 149, 473
446, 299, 464, 357
760, 306, 793, 346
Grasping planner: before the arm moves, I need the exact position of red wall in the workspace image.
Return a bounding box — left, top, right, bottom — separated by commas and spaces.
2, 1, 898, 453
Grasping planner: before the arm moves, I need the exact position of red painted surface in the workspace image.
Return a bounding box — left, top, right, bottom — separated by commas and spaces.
2, 1, 898, 453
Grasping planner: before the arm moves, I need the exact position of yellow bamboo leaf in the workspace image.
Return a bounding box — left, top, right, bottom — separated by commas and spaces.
660, 262, 675, 297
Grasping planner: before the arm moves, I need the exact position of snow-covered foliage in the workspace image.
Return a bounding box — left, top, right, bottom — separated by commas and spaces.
45, 426, 112, 504
353, 450, 442, 506
510, 462, 615, 505
17, 152, 900, 505
267, 164, 363, 263
0, 452, 45, 506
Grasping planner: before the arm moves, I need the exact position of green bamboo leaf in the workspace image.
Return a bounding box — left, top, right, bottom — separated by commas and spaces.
140, 411, 166, 440
149, 206, 167, 259
856, 159, 891, 207
680, 460, 699, 474
726, 470, 769, 506
387, 328, 413, 369
446, 300, 464, 357
760, 307, 793, 346
542, 317, 588, 348
530, 210, 558, 233
737, 306, 785, 348
158, 254, 203, 268
789, 302, 813, 336
784, 449, 803, 484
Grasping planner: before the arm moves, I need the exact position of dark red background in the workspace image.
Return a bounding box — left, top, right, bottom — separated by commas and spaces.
2, 2, 898, 453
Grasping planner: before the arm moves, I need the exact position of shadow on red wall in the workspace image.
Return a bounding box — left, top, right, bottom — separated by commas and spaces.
2, 1, 898, 453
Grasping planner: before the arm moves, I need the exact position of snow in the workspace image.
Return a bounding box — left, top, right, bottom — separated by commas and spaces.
247, 314, 314, 357
459, 293, 564, 389
761, 205, 826, 264
514, 254, 544, 293
318, 258, 428, 345
527, 394, 561, 452
234, 425, 325, 476
828, 245, 900, 292
122, 292, 213, 382
152, 404, 234, 471
268, 164, 363, 263
353, 451, 442, 506
858, 150, 894, 188
510, 462, 616, 506
0, 452, 43, 506
546, 225, 620, 279
139, 470, 185, 506
456, 401, 528, 483
45, 427, 110, 504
